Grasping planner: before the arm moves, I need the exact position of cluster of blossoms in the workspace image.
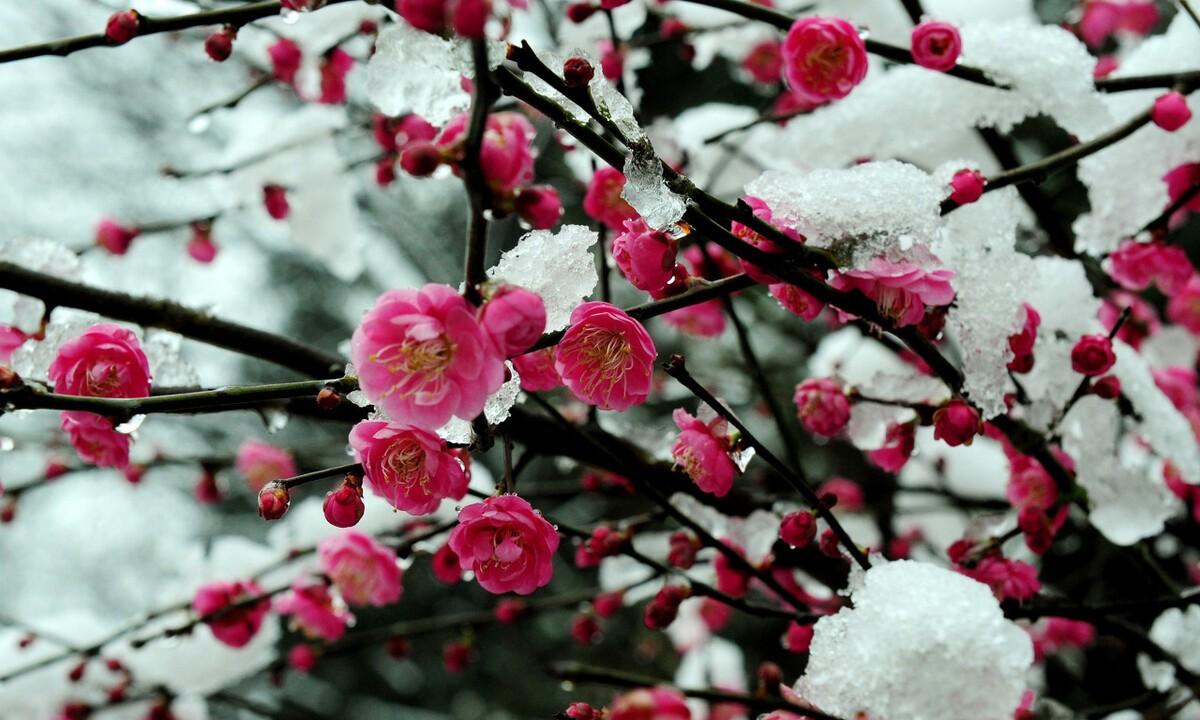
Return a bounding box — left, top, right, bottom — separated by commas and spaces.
397, 110, 564, 229
46, 324, 152, 469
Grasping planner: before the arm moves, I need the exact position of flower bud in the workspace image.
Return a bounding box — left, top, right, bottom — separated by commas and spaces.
195, 470, 221, 504
443, 640, 473, 672
757, 661, 783, 696
187, 223, 218, 264
1091, 374, 1121, 399
562, 57, 595, 88
494, 598, 526, 624
794, 377, 851, 437
386, 635, 410, 659
1152, 91, 1192, 133
565, 2, 597, 22
288, 644, 318, 673
932, 399, 983, 447
1, 499, 15, 524
818, 528, 842, 559
316, 387, 342, 409
322, 474, 365, 528
400, 141, 443, 177
68, 658, 87, 682
1071, 334, 1116, 376
565, 703, 600, 720
95, 219, 139, 255
948, 168, 985, 205
910, 20, 962, 72
779, 510, 817, 548
263, 184, 290, 220
784, 620, 814, 652
643, 585, 690, 629
570, 612, 601, 645
105, 10, 140, 45
375, 156, 398, 187
205, 27, 236, 62
667, 530, 700, 569
478, 284, 547, 356
514, 185, 563, 229
593, 590, 624, 618
257, 481, 291, 520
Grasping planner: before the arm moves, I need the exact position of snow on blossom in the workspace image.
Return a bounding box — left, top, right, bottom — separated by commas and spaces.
1060, 395, 1177, 545
745, 161, 944, 267
797, 560, 1032, 720
1109, 341, 1200, 485
744, 17, 1104, 174
1073, 15, 1200, 254
487, 224, 598, 332
366, 22, 503, 127
934, 187, 1033, 417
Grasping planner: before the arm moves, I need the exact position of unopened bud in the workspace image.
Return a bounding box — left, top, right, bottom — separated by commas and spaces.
316, 387, 342, 410
105, 10, 140, 45
564, 2, 596, 23
204, 27, 236, 62
257, 482, 290, 521
399, 141, 442, 177
562, 57, 595, 88
322, 474, 364, 528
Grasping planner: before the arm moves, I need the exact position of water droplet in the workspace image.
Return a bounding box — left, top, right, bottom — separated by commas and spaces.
0, 436, 14, 451
560, 681, 575, 692
187, 114, 211, 135
282, 9, 301, 23
262, 408, 290, 433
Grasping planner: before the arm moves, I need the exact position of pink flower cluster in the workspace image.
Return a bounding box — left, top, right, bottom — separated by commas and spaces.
1078, 0, 1158, 47
612, 218, 679, 294
447, 495, 560, 595
404, 112, 560, 228
192, 580, 272, 648
671, 407, 738, 497
48, 324, 152, 469
831, 257, 956, 327
349, 419, 469, 515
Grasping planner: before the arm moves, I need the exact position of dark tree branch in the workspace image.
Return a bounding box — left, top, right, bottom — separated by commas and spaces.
0, 261, 345, 377
662, 355, 871, 570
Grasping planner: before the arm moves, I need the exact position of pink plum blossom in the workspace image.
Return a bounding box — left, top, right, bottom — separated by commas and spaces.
235, 440, 298, 491
555, 302, 656, 411
447, 495, 560, 595
793, 377, 850, 437
583, 168, 638, 230
612, 218, 679, 294
318, 530, 403, 607
512, 347, 562, 391
192, 580, 272, 648
478, 284, 547, 357
830, 257, 956, 327
671, 407, 737, 497
437, 112, 536, 195
351, 283, 506, 429
781, 17, 868, 104
910, 21, 962, 72
276, 579, 351, 641
349, 420, 469, 515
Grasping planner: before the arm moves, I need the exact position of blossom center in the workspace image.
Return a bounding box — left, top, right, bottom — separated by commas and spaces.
573, 326, 633, 393
371, 334, 456, 398
383, 439, 432, 493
